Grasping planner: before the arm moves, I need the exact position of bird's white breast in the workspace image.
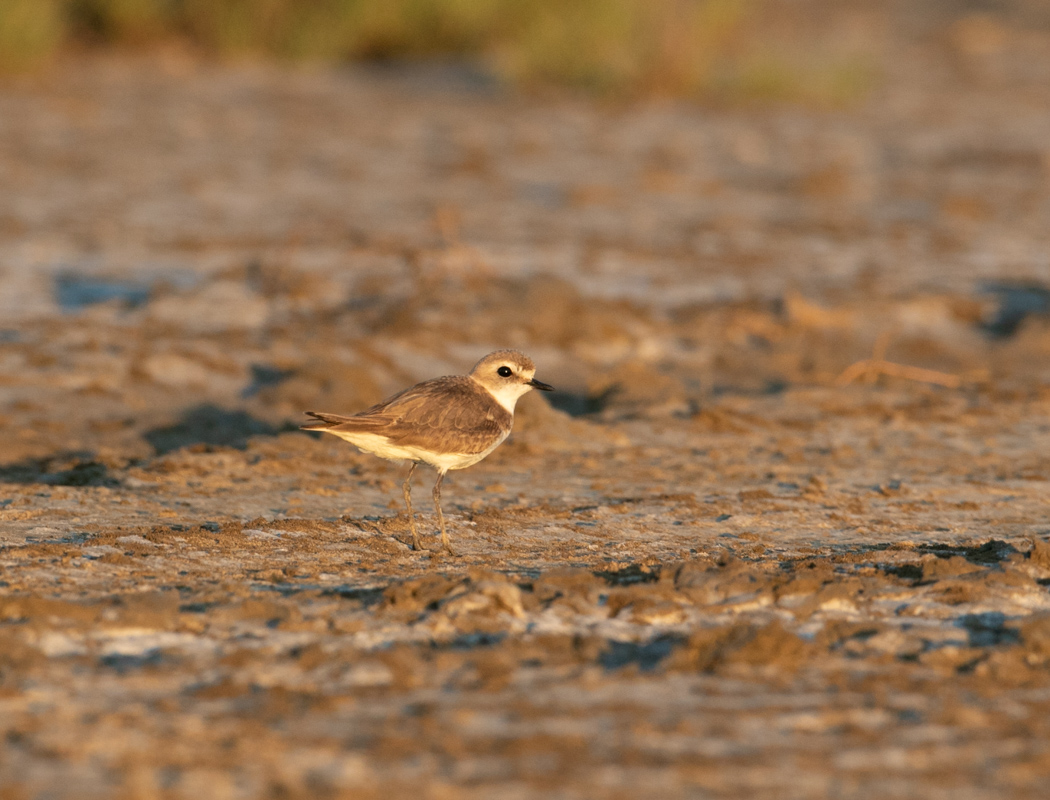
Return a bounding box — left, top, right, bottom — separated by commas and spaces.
329, 429, 509, 472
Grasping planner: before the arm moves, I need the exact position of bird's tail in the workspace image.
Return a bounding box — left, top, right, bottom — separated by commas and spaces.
300, 411, 355, 430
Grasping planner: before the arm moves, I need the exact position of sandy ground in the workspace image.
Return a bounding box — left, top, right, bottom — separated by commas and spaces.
4, 4, 1050, 798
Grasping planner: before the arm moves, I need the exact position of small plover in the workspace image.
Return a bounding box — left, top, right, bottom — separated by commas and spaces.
302, 350, 553, 555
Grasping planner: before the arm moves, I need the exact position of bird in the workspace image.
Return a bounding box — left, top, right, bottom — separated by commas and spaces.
301, 350, 553, 555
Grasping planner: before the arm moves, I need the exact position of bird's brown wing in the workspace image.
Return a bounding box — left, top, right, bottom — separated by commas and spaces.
304, 376, 512, 455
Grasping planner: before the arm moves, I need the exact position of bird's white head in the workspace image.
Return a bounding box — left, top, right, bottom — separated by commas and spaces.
469, 349, 554, 412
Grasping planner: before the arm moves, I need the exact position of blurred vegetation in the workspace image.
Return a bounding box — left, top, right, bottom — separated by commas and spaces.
0, 0, 873, 102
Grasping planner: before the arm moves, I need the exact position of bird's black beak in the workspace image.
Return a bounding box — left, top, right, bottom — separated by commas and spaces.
530, 378, 554, 391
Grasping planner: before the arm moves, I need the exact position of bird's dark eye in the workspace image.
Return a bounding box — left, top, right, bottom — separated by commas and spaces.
497, 366, 513, 377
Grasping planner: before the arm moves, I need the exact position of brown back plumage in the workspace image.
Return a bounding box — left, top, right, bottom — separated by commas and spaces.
303, 375, 512, 455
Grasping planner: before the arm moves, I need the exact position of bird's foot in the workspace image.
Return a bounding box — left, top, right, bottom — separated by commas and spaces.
438, 532, 458, 557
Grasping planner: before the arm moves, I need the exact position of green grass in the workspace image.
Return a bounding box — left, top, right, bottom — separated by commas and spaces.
0, 0, 874, 103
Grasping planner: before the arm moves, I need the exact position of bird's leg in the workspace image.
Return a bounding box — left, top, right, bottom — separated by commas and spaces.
432, 471, 457, 556
402, 461, 420, 551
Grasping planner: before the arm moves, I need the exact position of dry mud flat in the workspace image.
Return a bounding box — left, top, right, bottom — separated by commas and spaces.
5, 7, 1050, 797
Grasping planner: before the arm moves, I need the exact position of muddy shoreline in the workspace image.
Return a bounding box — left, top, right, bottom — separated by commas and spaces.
5, 10, 1050, 796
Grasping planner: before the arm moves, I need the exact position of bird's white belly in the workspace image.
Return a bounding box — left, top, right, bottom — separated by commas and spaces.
328, 430, 508, 472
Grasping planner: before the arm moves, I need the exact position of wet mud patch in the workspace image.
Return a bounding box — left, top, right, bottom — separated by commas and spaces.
5, 535, 1050, 798
0, 452, 123, 487
143, 405, 288, 454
